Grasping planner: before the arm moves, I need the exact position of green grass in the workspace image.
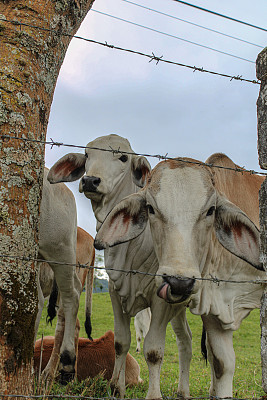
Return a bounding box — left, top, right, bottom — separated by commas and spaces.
37, 292, 264, 398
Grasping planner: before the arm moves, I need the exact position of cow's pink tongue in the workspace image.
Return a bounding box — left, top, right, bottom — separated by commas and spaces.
158, 283, 169, 300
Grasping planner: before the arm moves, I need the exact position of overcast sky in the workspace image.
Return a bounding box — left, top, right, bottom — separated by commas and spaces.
45, 0, 267, 237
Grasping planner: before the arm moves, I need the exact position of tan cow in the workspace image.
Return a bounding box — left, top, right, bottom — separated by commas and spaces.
95, 153, 266, 399
47, 135, 192, 399
34, 330, 143, 387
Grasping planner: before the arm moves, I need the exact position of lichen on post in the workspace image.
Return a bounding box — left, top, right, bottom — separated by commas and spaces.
0, 0, 94, 393
256, 46, 267, 393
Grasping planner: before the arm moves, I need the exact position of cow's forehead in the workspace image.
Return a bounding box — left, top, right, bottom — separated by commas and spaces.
147, 160, 214, 210
86, 134, 133, 154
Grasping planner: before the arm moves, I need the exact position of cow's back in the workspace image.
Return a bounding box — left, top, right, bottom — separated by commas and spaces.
206, 153, 264, 227
77, 331, 115, 380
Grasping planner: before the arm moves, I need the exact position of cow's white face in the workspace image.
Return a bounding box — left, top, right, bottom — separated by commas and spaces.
47, 134, 151, 225
79, 135, 133, 202
95, 158, 262, 305
146, 165, 216, 301
47, 134, 151, 203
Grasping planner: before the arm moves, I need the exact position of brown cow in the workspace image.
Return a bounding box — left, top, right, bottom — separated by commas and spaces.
34, 331, 143, 387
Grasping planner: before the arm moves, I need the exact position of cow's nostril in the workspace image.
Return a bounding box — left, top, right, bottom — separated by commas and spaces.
93, 177, 101, 187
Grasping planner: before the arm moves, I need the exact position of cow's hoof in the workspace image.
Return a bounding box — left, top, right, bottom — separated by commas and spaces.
110, 382, 125, 398
59, 351, 76, 385
59, 370, 75, 385
176, 391, 191, 399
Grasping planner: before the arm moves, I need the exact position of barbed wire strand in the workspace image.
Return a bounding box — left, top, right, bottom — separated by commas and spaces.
0, 395, 264, 400
120, 0, 264, 48
0, 394, 264, 400
1, 135, 267, 177
91, 9, 255, 63
170, 0, 267, 33
0, 17, 260, 85
0, 396, 265, 400
0, 254, 266, 286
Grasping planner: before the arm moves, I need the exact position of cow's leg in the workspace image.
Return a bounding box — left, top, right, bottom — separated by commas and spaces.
202, 315, 235, 398
51, 264, 81, 383
41, 305, 81, 383
170, 306, 192, 398
143, 300, 175, 399
109, 283, 131, 398
41, 305, 65, 382
134, 317, 142, 353
35, 264, 44, 342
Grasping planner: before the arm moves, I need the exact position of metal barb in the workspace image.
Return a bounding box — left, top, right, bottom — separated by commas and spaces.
149, 52, 163, 65
49, 138, 63, 149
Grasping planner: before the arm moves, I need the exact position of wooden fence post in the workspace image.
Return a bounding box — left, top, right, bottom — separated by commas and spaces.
256, 46, 267, 392
0, 0, 94, 393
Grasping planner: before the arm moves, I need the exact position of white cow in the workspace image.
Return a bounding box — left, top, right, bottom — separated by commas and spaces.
38, 168, 82, 383
38, 226, 95, 339
95, 153, 266, 399
134, 308, 151, 353
36, 226, 95, 380
47, 134, 192, 399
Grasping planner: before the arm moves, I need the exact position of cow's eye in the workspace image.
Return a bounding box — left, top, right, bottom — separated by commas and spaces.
147, 205, 155, 215
119, 155, 128, 163
206, 206, 215, 217
85, 153, 88, 158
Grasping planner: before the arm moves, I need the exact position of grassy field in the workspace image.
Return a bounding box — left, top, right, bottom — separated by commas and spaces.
37, 291, 264, 398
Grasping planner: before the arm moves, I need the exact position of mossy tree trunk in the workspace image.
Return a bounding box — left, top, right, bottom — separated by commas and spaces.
0, 0, 94, 393
256, 47, 267, 393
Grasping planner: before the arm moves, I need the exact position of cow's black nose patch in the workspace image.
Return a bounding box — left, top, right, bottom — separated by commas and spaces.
82, 176, 101, 192
163, 275, 195, 296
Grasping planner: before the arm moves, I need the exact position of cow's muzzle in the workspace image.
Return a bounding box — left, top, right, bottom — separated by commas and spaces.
157, 275, 195, 304
80, 176, 101, 193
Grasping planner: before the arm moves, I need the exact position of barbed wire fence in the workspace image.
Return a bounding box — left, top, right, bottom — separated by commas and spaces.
0, 253, 266, 286
1, 135, 267, 176
0, 6, 266, 400
0, 17, 261, 85
0, 394, 266, 400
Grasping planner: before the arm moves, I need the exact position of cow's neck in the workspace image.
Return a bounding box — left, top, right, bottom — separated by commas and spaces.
104, 226, 158, 316
92, 179, 138, 231
90, 177, 158, 316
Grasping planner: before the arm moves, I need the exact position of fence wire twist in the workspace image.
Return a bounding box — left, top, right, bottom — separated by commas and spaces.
0, 17, 260, 85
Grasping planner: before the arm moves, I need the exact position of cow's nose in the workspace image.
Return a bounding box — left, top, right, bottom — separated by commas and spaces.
164, 275, 195, 296
81, 176, 101, 192
157, 275, 195, 302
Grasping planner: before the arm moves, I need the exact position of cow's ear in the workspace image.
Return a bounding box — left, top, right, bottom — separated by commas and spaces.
47, 153, 86, 183
94, 193, 148, 249
131, 156, 151, 188
214, 195, 263, 271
